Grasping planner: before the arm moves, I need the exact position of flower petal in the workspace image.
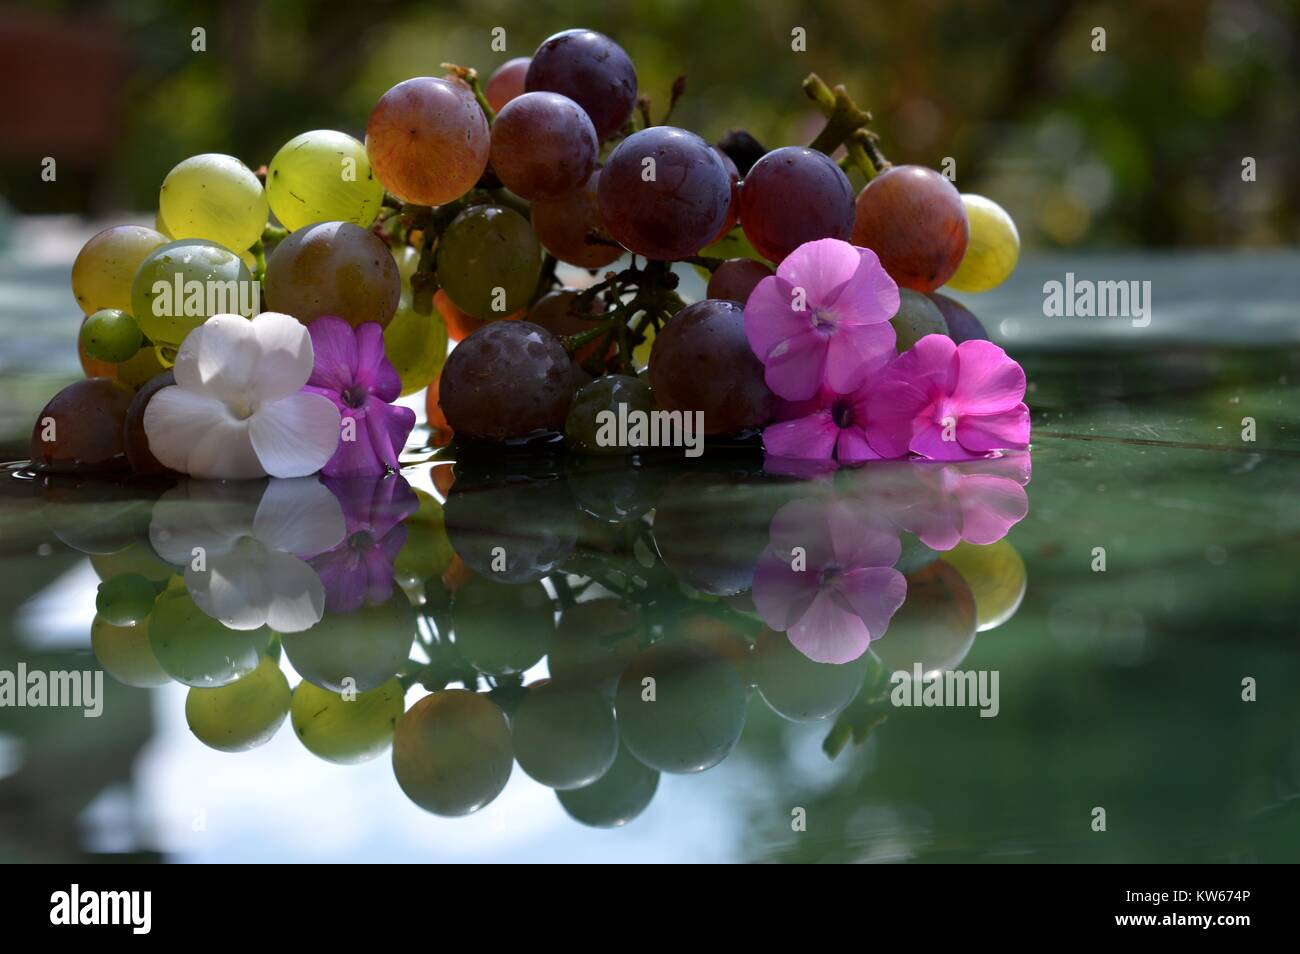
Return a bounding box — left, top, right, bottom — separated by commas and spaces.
957, 404, 1031, 452
787, 588, 875, 664
305, 315, 359, 394
354, 323, 402, 402
825, 246, 899, 326
744, 275, 811, 362
259, 549, 328, 633
171, 314, 259, 402
249, 392, 342, 478
823, 321, 895, 394
864, 378, 931, 459
891, 333, 959, 396
774, 238, 863, 305
751, 546, 823, 632
910, 420, 986, 462
143, 385, 265, 479
761, 409, 839, 460
251, 311, 317, 402
763, 328, 828, 400
955, 475, 1029, 545
186, 544, 275, 630
253, 477, 347, 557
951, 340, 1026, 414
367, 400, 416, 471
835, 427, 883, 463
149, 480, 259, 565
836, 566, 908, 642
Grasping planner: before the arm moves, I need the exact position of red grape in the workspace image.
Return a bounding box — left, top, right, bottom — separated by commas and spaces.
30, 378, 134, 473
531, 169, 622, 269
485, 57, 529, 112
525, 29, 636, 141
489, 92, 597, 201
851, 165, 969, 292
705, 258, 772, 304
597, 127, 732, 261
738, 146, 855, 263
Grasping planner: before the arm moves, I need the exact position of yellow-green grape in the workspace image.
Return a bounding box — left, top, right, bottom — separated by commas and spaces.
890, 289, 948, 351
290, 677, 404, 764
91, 615, 171, 688
159, 153, 268, 252
267, 130, 385, 233
946, 194, 1019, 292
184, 656, 291, 752
95, 572, 156, 626
154, 210, 173, 239
392, 690, 513, 816
71, 225, 168, 315
392, 245, 419, 288
81, 308, 143, 363
393, 488, 455, 598
115, 343, 170, 389
130, 239, 254, 348
149, 583, 270, 688
940, 538, 1027, 632
383, 291, 448, 396
436, 205, 541, 319
279, 593, 415, 692
90, 542, 174, 583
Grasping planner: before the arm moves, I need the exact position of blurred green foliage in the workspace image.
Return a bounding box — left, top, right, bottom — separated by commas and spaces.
1, 0, 1297, 248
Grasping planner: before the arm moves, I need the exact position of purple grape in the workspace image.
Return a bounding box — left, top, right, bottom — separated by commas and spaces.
525, 29, 637, 141
739, 146, 855, 263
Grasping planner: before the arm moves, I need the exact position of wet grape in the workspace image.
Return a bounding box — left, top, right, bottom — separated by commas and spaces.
95, 572, 156, 626
265, 220, 401, 329
436, 205, 542, 319
267, 129, 385, 232
392, 689, 513, 816
71, 225, 167, 316
531, 170, 623, 269
438, 320, 573, 442
185, 656, 291, 752
525, 29, 636, 141
149, 584, 271, 688
565, 374, 655, 455
851, 164, 969, 292
130, 238, 254, 347
291, 676, 405, 764
485, 57, 530, 112
511, 680, 619, 790
30, 378, 133, 473
739, 146, 855, 263
80, 308, 142, 363
647, 299, 772, 435
891, 288, 949, 351
705, 258, 772, 304
91, 615, 171, 688
489, 91, 597, 200
159, 153, 268, 252
365, 77, 490, 206
597, 126, 733, 260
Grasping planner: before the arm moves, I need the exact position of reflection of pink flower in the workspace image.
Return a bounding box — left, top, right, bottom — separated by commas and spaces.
751, 497, 907, 664
308, 474, 418, 614
304, 317, 416, 478
744, 239, 898, 401
848, 452, 1032, 551
762, 381, 902, 463
866, 335, 1030, 461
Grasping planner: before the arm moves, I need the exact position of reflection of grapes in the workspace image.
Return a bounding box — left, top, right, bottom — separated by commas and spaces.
946, 194, 1019, 292
557, 744, 659, 828
130, 239, 253, 347
940, 539, 1026, 632
615, 642, 747, 774
451, 576, 553, 675
392, 689, 513, 816
566, 456, 661, 523
436, 205, 542, 319
291, 677, 405, 764
652, 474, 773, 596
565, 374, 654, 455
871, 561, 976, 675
525, 29, 636, 141
365, 77, 490, 206
150, 584, 270, 688
267, 130, 385, 232
489, 92, 597, 201
890, 289, 948, 351
159, 153, 268, 252
92, 615, 171, 688
71, 225, 167, 315
597, 127, 733, 260
739, 147, 855, 263
439, 321, 573, 442
444, 474, 579, 583
705, 259, 772, 305
531, 170, 622, 269
485, 57, 530, 112
751, 627, 865, 722
265, 221, 401, 329
185, 656, 291, 752
850, 165, 969, 293
30, 378, 133, 473
549, 598, 641, 693
511, 680, 619, 789
90, 541, 173, 583
95, 573, 155, 626
648, 299, 772, 435
280, 593, 415, 692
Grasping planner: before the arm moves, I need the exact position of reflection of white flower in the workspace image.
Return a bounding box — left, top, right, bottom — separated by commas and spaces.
144, 312, 341, 479
150, 478, 346, 633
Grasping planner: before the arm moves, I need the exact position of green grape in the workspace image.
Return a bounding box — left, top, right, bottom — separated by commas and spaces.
80, 308, 143, 363
90, 542, 174, 583
94, 572, 156, 626
556, 744, 659, 828
392, 488, 455, 596
940, 539, 1026, 632
890, 288, 949, 352
91, 615, 171, 688
130, 239, 255, 348
436, 205, 541, 319
267, 130, 385, 233
564, 374, 655, 455
154, 210, 172, 239
946, 194, 1019, 293
392, 245, 419, 287
392, 689, 513, 816
383, 291, 448, 396
291, 677, 405, 764
149, 583, 271, 688
280, 593, 415, 692
116, 343, 170, 390
185, 656, 291, 752
71, 225, 168, 316
159, 153, 268, 252
511, 680, 619, 790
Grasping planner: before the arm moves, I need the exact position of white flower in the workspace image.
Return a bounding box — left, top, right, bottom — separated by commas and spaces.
150, 478, 346, 633
144, 312, 342, 479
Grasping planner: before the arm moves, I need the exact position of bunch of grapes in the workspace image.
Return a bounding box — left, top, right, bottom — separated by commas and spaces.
33, 26, 1020, 473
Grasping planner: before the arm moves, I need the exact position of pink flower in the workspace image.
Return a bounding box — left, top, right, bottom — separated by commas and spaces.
744, 238, 899, 401
866, 334, 1030, 461
303, 317, 416, 478
762, 381, 901, 463
751, 497, 907, 664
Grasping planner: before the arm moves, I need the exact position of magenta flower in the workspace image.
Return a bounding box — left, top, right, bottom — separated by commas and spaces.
866, 335, 1030, 461
307, 474, 419, 614
762, 381, 902, 464
303, 317, 416, 477
744, 238, 899, 401
751, 497, 908, 664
